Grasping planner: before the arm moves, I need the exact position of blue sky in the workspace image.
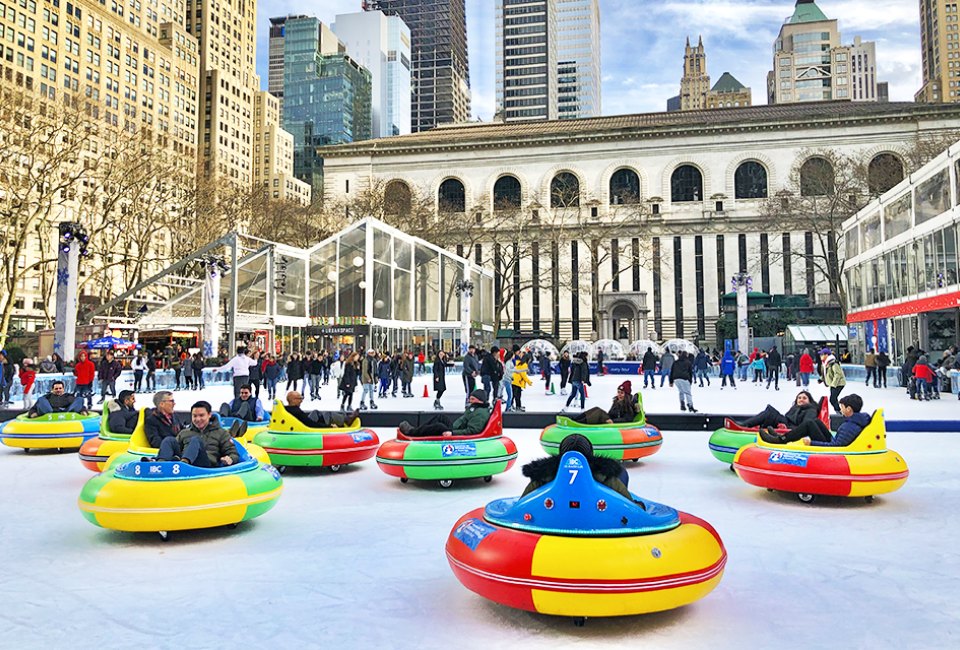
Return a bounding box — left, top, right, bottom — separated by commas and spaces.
256, 0, 922, 118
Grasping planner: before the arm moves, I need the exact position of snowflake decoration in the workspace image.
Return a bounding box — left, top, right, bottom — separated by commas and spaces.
57, 269, 70, 287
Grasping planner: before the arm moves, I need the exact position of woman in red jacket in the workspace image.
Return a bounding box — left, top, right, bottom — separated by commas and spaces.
912, 356, 936, 400
798, 349, 815, 387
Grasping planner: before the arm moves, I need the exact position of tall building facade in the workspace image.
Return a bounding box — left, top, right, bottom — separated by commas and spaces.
333, 10, 412, 138
680, 36, 710, 111
185, 0, 259, 185
917, 0, 959, 103
282, 17, 371, 195
495, 0, 600, 122
363, 0, 471, 132
555, 0, 600, 119
496, 0, 557, 122
268, 15, 308, 116
0, 0, 201, 332
768, 0, 882, 105
253, 91, 311, 206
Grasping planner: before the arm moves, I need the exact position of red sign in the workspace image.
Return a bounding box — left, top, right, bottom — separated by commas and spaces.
847, 290, 960, 323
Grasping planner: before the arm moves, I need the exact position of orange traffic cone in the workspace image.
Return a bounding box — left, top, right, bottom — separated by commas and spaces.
584, 385, 589, 398
423, 384, 430, 398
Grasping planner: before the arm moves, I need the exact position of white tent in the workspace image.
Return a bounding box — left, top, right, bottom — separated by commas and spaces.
661, 338, 699, 355
520, 339, 559, 360
591, 339, 627, 360
560, 340, 592, 357
629, 339, 663, 358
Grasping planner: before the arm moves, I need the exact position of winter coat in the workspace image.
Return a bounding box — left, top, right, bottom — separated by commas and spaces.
377, 359, 392, 381
864, 352, 876, 368
559, 356, 571, 379
641, 350, 658, 371
361, 355, 378, 384
608, 396, 638, 423
913, 363, 935, 382
822, 357, 846, 387
480, 353, 501, 380
144, 409, 181, 448
799, 353, 815, 374
73, 355, 96, 385
38, 359, 58, 373
750, 357, 766, 372
19, 367, 36, 394
287, 358, 304, 380
875, 352, 891, 369
568, 357, 591, 384
669, 356, 694, 383
402, 357, 415, 383
433, 355, 451, 392
694, 351, 709, 371
340, 362, 359, 392
183, 357, 194, 375
812, 411, 872, 447
308, 358, 323, 375
660, 352, 675, 373
263, 360, 280, 380
176, 421, 240, 466
98, 358, 123, 382
784, 402, 818, 427
450, 403, 492, 436
502, 358, 516, 384
107, 402, 139, 434
512, 361, 533, 389
521, 454, 631, 500
462, 353, 481, 376
131, 356, 147, 372
720, 351, 736, 376
767, 349, 782, 372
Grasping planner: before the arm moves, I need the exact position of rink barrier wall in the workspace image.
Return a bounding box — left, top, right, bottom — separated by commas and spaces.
2, 407, 957, 433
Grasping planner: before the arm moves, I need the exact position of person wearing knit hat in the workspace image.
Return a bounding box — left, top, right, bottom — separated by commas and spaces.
521, 434, 633, 500
564, 381, 639, 424
398, 388, 491, 437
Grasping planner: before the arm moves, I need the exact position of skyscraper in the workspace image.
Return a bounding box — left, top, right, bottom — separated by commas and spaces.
680, 36, 710, 111
282, 17, 372, 194
333, 11, 413, 138
495, 0, 601, 122
186, 0, 260, 185
269, 16, 309, 116
917, 0, 956, 103
767, 0, 882, 105
496, 0, 557, 121
363, 0, 471, 132
556, 0, 601, 119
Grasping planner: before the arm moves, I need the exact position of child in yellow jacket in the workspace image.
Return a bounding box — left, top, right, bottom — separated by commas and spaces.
512, 359, 533, 412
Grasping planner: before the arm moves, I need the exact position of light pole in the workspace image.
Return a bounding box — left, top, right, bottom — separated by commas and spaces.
731, 272, 752, 354
53, 222, 89, 362
200, 254, 229, 357
456, 278, 475, 356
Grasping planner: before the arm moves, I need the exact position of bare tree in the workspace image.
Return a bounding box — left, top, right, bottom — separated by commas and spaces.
0, 90, 101, 349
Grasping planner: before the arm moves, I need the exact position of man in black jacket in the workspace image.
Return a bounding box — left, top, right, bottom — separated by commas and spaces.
480, 346, 502, 401
97, 352, 123, 404
669, 351, 697, 413
766, 347, 782, 391
107, 390, 139, 434
462, 345, 480, 401
558, 351, 571, 395
29, 380, 86, 417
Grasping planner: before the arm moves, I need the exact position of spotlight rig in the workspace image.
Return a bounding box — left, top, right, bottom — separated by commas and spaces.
58, 222, 90, 257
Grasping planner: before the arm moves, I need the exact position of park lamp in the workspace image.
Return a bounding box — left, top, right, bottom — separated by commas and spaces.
200, 254, 229, 277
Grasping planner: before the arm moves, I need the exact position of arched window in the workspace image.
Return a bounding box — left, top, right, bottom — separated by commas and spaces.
671, 165, 703, 203
800, 157, 835, 197
734, 161, 768, 199
868, 153, 904, 195
438, 178, 465, 213
551, 172, 580, 208
609, 168, 641, 205
493, 175, 522, 210
384, 180, 411, 217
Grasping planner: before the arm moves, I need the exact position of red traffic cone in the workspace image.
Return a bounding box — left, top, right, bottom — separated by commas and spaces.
583, 385, 589, 398
423, 384, 430, 398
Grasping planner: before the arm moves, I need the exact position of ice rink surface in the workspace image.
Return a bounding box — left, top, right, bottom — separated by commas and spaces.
1, 390, 958, 648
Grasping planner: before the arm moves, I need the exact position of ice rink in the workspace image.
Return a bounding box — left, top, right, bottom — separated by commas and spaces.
1, 393, 958, 648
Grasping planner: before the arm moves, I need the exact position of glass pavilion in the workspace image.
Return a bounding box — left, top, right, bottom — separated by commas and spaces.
87, 218, 494, 356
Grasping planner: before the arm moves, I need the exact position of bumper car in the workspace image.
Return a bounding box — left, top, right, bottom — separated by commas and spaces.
78, 414, 283, 540
733, 409, 909, 503
79, 406, 137, 471
446, 451, 726, 623
0, 410, 100, 451
710, 397, 829, 467
252, 401, 380, 472
376, 401, 518, 488
540, 397, 662, 462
